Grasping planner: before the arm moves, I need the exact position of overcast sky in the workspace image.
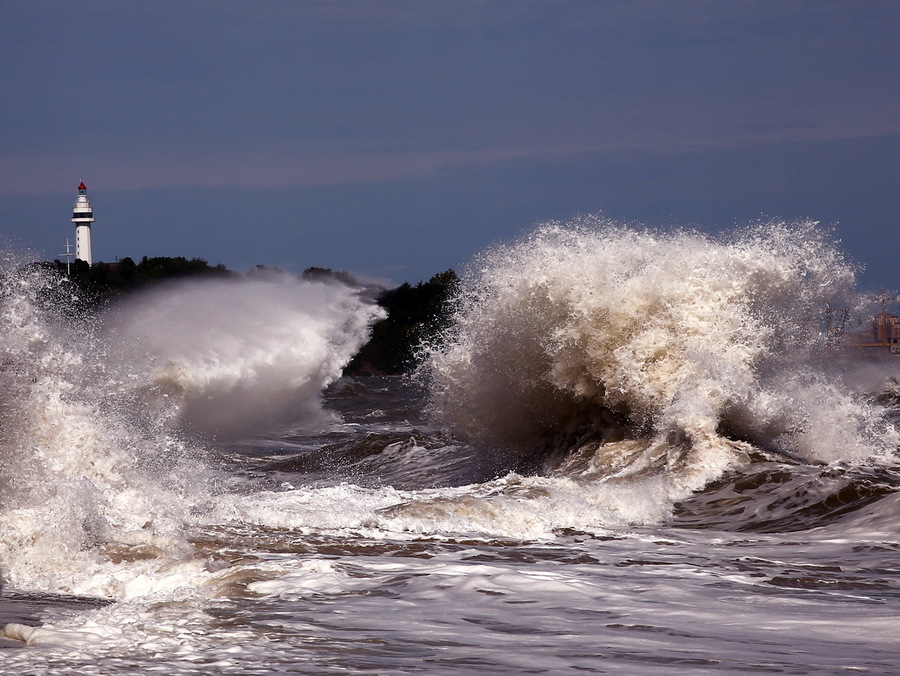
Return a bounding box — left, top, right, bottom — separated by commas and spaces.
2, 0, 899, 288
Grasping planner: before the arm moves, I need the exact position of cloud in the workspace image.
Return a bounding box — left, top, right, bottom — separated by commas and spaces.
4, 1, 900, 196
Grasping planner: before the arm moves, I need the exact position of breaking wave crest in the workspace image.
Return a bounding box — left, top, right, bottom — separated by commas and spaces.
0, 262, 382, 598
105, 274, 384, 439
423, 219, 900, 505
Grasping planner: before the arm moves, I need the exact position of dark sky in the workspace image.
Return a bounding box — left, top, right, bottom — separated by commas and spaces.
2, 1, 899, 288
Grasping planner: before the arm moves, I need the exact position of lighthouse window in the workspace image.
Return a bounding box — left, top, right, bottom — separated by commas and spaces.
72, 212, 93, 219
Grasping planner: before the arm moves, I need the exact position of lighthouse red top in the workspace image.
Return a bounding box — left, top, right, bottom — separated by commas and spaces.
78, 181, 87, 190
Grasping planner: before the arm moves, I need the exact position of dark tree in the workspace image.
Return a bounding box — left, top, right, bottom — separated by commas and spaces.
45, 256, 235, 310
345, 269, 460, 375
301, 267, 359, 287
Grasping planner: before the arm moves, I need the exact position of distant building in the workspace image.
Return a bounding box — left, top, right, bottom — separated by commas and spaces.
72, 181, 94, 265
845, 309, 900, 355
873, 311, 900, 354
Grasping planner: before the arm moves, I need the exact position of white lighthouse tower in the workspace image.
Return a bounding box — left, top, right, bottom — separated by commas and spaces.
72, 181, 94, 265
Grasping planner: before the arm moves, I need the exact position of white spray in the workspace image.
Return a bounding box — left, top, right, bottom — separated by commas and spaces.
0, 264, 383, 598
105, 274, 384, 439
424, 218, 899, 503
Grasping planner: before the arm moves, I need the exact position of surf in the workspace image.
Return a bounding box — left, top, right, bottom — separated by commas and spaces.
0, 262, 383, 601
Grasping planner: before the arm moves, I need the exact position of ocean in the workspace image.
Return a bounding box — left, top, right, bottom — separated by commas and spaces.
1, 219, 899, 674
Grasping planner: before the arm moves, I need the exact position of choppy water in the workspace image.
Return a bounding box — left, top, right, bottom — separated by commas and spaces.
1, 221, 899, 674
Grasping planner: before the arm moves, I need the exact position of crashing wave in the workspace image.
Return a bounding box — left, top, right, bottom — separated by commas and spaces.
423, 218, 899, 501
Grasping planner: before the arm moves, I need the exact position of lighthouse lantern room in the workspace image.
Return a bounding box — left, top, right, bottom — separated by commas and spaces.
72, 181, 94, 265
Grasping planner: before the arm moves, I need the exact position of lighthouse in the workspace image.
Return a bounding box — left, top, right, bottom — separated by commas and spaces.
72, 181, 94, 265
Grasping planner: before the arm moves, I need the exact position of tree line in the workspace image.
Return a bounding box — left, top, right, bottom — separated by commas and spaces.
37, 256, 459, 375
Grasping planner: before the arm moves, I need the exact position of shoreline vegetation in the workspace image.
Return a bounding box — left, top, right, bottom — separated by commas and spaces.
34, 256, 460, 376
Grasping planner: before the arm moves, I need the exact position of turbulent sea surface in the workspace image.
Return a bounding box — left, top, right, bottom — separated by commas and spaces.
1, 220, 900, 674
